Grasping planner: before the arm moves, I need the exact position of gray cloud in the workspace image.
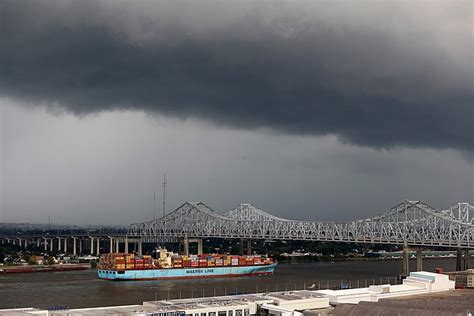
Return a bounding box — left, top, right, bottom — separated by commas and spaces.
1, 101, 473, 225
0, 0, 473, 152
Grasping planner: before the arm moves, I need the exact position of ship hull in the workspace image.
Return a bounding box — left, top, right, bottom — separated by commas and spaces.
98, 263, 277, 281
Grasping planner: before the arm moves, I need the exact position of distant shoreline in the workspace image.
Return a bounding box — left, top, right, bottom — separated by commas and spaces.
0, 263, 90, 274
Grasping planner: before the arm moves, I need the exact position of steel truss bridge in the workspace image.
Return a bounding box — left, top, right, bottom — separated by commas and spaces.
128, 200, 474, 249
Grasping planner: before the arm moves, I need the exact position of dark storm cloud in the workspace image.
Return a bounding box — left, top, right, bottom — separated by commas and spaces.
0, 0, 472, 151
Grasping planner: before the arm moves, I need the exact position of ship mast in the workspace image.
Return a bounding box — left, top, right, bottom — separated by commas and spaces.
162, 173, 167, 217
153, 192, 156, 221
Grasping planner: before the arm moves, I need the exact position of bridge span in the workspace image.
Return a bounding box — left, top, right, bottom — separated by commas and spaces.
127, 199, 474, 275
128, 200, 474, 249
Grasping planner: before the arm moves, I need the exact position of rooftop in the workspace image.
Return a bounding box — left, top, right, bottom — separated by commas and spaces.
266, 290, 326, 301
143, 295, 267, 312
332, 289, 474, 316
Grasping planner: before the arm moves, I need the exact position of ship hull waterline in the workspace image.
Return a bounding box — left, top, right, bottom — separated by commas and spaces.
98, 263, 277, 281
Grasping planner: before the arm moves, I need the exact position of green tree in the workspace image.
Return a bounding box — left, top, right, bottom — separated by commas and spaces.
90, 259, 97, 269
28, 256, 37, 265
47, 256, 55, 265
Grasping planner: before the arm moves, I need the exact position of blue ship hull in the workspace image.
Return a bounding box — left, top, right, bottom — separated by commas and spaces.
98, 263, 277, 281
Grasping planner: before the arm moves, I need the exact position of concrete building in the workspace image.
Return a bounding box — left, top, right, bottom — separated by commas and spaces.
260, 291, 329, 316
314, 271, 455, 305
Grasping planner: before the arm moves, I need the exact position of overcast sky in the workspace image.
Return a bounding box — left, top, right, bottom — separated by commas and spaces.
0, 0, 473, 225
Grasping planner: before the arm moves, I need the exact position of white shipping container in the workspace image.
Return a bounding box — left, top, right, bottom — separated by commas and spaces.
467, 273, 474, 288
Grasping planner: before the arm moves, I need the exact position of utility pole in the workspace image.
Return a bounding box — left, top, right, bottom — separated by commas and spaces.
162, 173, 167, 217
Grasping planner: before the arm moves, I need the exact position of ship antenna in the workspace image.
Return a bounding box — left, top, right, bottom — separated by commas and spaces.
162, 173, 167, 217
153, 192, 156, 221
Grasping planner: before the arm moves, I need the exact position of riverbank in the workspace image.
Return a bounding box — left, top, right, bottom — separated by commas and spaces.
276, 255, 464, 263
0, 263, 90, 274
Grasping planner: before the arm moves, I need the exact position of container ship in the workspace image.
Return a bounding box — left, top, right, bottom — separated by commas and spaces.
98, 249, 277, 281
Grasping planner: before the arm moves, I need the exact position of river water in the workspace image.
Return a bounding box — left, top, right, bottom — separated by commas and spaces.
1, 259, 456, 309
